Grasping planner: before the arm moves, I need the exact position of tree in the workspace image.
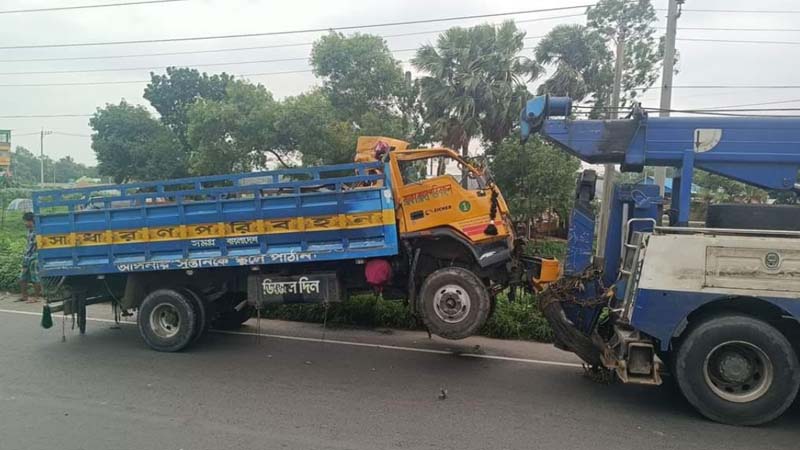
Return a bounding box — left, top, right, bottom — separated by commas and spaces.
274, 90, 356, 166
491, 136, 581, 223
534, 24, 613, 102
186, 80, 284, 174
53, 156, 96, 183
587, 0, 663, 107
413, 21, 541, 162
694, 171, 768, 204
535, 0, 665, 115
311, 33, 406, 121
90, 101, 186, 183
8, 146, 40, 186
143, 67, 233, 150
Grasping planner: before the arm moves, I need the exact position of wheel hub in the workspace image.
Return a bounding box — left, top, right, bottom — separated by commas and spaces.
704, 341, 773, 403
433, 284, 471, 324
150, 303, 181, 339
718, 352, 751, 383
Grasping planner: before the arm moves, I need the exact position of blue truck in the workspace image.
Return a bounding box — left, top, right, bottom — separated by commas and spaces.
521, 95, 800, 425
34, 138, 549, 353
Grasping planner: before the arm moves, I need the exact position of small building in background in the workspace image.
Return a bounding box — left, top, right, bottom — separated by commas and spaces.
0, 130, 10, 178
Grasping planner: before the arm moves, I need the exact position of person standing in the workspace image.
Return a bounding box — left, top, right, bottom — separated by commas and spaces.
19, 212, 42, 303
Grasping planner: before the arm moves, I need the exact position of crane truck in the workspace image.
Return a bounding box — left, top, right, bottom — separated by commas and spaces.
33, 137, 556, 351
521, 95, 800, 426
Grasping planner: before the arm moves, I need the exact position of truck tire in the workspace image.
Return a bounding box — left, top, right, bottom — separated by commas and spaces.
180, 288, 208, 344
138, 289, 197, 352
417, 267, 490, 340
706, 204, 800, 231
212, 294, 253, 330
674, 314, 800, 425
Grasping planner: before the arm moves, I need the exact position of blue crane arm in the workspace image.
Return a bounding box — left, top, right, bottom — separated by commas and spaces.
521, 95, 800, 193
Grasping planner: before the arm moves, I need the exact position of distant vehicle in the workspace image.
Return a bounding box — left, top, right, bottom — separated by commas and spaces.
6, 198, 32, 212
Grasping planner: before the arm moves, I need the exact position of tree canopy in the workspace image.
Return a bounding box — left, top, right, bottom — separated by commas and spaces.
90, 100, 186, 184
311, 32, 406, 121
491, 137, 581, 221
187, 81, 283, 174
144, 67, 233, 150
413, 21, 541, 156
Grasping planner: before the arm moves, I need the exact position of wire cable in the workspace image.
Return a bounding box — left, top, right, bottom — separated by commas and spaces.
0, 44, 540, 77
0, 0, 186, 15
0, 14, 572, 63
678, 38, 800, 46
0, 5, 590, 50
660, 8, 800, 14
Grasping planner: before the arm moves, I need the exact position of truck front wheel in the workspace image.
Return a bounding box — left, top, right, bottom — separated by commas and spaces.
674, 314, 800, 425
138, 289, 198, 352
417, 267, 490, 340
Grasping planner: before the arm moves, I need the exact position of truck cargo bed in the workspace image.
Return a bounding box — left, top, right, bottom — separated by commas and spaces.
33, 162, 398, 277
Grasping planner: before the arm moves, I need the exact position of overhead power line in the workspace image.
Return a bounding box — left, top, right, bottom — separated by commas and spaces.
678, 38, 800, 46
0, 4, 590, 50
670, 85, 800, 89
0, 114, 93, 119
0, 0, 186, 15
662, 8, 800, 14
0, 42, 541, 77
0, 13, 575, 64
702, 98, 800, 110
673, 26, 800, 32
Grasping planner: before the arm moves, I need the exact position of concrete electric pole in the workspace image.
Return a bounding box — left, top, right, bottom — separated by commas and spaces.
654, 0, 683, 196
40, 128, 52, 187
595, 30, 626, 258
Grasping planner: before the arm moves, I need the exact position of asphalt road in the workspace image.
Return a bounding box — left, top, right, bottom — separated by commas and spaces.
0, 305, 797, 450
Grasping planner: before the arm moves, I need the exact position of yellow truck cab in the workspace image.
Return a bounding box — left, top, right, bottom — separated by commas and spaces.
355, 137, 557, 338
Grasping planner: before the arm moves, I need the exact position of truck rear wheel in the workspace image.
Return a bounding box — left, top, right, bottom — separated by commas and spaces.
138, 289, 197, 352
417, 267, 490, 340
674, 314, 800, 425
180, 288, 208, 343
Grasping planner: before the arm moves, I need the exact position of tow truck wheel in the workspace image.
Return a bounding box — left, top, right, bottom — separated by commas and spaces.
138, 289, 198, 352
417, 267, 490, 340
674, 314, 800, 425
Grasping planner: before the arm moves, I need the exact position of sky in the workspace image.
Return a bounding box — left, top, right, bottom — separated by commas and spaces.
1, 0, 799, 166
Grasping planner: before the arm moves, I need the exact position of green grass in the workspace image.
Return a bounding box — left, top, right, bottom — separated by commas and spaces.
259, 290, 554, 342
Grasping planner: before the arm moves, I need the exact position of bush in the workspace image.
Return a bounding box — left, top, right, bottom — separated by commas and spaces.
0, 188, 33, 210
260, 290, 554, 342
0, 212, 26, 292
0, 237, 24, 292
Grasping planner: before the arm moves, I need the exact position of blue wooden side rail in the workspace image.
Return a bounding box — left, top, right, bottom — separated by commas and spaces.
33, 162, 399, 277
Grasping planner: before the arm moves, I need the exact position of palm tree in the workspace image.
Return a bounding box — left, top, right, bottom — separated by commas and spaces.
534, 24, 613, 115
412, 21, 541, 165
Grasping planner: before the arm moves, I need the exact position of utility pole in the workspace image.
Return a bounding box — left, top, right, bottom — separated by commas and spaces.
596, 30, 626, 259
40, 128, 52, 187
654, 0, 683, 197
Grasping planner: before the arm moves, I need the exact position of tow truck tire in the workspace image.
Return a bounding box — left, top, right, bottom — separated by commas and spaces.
674, 314, 800, 425
138, 289, 197, 352
180, 288, 208, 344
417, 267, 490, 340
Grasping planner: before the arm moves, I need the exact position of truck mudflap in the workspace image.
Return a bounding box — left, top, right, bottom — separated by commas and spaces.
536, 270, 663, 385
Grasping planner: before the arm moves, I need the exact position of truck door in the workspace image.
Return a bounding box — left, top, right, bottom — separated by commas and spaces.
391, 152, 506, 241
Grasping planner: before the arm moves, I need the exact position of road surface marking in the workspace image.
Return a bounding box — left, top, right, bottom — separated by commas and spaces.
0, 307, 582, 369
